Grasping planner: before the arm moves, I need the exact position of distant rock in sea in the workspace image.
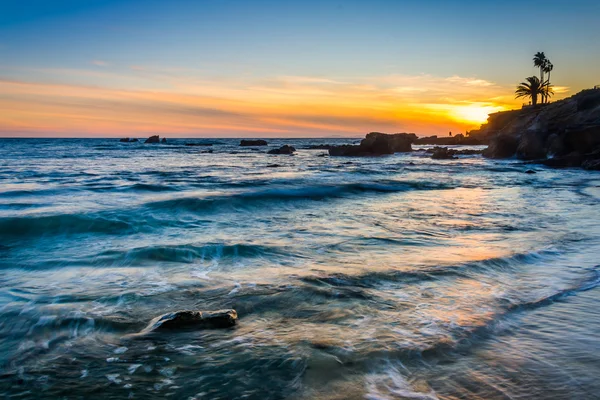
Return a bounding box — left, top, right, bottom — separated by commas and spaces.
414, 134, 482, 146
268, 145, 296, 155
119, 138, 138, 143
329, 132, 417, 156
145, 135, 161, 144
240, 140, 267, 146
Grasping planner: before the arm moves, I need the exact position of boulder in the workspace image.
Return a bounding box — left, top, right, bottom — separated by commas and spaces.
304, 144, 334, 150
145, 135, 161, 144
329, 132, 417, 156
482, 134, 519, 159
268, 145, 296, 155
240, 139, 267, 146
139, 310, 237, 334
430, 147, 457, 160
119, 138, 130, 142
161, 138, 167, 144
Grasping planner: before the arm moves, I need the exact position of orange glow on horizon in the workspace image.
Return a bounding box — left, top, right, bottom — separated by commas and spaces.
0, 70, 559, 137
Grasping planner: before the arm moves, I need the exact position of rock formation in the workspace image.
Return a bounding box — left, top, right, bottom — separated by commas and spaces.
138, 309, 238, 334
145, 135, 161, 144
268, 145, 296, 154
471, 88, 600, 169
329, 132, 417, 156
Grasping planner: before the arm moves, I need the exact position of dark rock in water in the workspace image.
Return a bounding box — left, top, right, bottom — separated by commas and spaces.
430, 147, 457, 160
329, 132, 417, 156
483, 135, 519, 159
185, 143, 213, 147
119, 138, 130, 142
145, 135, 161, 144
525, 169, 537, 174
161, 138, 167, 143
140, 309, 238, 334
317, 153, 327, 157
240, 139, 267, 146
131, 138, 138, 142
409, 162, 415, 165
266, 164, 281, 168
268, 145, 296, 155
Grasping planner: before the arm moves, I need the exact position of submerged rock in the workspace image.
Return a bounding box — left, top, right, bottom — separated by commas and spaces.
240, 139, 267, 146
138, 309, 238, 334
329, 132, 417, 156
268, 145, 296, 155
525, 169, 537, 174
145, 135, 161, 144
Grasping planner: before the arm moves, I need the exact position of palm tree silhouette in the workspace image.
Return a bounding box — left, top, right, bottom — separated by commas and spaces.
515, 76, 553, 106
542, 61, 554, 103
533, 52, 547, 83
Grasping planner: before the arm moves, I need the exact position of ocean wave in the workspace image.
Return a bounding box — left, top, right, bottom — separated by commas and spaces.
93, 243, 293, 265
144, 180, 454, 212
0, 213, 134, 238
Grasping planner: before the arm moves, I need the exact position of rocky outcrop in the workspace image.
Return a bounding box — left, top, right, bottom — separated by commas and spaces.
482, 135, 519, 158
329, 132, 417, 156
268, 145, 296, 154
145, 135, 161, 144
119, 138, 138, 143
430, 147, 457, 160
161, 138, 167, 144
414, 134, 483, 146
240, 140, 267, 146
138, 310, 238, 334
472, 89, 600, 168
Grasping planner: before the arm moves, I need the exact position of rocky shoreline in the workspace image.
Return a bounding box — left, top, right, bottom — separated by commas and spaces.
472, 88, 600, 170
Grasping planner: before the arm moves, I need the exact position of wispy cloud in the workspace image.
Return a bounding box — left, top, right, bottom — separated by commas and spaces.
91, 60, 110, 67
0, 67, 551, 137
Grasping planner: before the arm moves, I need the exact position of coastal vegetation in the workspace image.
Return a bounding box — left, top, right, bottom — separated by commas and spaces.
515, 52, 555, 105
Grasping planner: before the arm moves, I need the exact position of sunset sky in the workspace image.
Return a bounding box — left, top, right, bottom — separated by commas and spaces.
1, 0, 599, 137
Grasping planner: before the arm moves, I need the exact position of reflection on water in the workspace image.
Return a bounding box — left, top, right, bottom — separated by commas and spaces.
0, 139, 599, 399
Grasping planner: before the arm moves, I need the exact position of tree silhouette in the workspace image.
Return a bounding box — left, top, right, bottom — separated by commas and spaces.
515, 76, 553, 106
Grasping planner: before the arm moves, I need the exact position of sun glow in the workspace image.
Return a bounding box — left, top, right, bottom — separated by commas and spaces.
453, 104, 505, 125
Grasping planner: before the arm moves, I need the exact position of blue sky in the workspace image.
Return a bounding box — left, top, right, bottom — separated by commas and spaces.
0, 0, 598, 136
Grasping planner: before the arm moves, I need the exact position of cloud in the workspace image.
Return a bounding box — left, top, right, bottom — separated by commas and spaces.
91, 60, 110, 67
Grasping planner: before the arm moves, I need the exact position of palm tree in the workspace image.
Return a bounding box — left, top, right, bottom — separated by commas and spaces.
542, 61, 554, 103
533, 52, 547, 82
515, 76, 545, 106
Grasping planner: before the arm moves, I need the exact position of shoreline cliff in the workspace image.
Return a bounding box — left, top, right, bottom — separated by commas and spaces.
470, 88, 600, 170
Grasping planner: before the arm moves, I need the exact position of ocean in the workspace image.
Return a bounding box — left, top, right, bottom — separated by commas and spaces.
0, 138, 599, 399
